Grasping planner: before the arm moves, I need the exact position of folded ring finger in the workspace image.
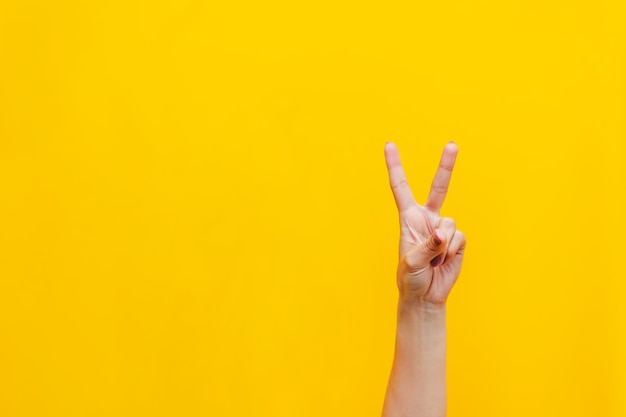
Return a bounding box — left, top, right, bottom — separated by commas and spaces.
431, 217, 456, 267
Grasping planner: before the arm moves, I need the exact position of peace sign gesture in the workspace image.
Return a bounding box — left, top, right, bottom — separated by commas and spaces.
384, 142, 466, 306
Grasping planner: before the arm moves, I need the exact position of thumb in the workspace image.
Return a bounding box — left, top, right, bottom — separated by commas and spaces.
404, 229, 446, 270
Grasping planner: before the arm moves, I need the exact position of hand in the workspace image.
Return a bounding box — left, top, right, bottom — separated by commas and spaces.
384, 141, 466, 306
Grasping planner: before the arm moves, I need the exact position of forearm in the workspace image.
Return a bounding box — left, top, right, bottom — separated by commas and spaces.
381, 300, 447, 417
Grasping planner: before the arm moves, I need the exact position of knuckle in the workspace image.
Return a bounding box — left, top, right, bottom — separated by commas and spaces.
401, 252, 419, 270
401, 248, 431, 272
439, 217, 456, 229
430, 183, 448, 194
391, 179, 409, 191
439, 161, 453, 172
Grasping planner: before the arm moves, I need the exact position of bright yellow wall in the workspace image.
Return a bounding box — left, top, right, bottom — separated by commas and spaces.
0, 1, 625, 416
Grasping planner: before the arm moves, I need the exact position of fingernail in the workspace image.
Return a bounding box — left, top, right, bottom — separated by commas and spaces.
449, 140, 455, 144
433, 230, 443, 245
430, 255, 441, 267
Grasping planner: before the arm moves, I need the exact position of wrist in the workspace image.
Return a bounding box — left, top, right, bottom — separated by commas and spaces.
397, 297, 447, 322
398, 296, 446, 314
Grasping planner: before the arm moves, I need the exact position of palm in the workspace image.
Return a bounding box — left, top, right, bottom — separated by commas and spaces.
385, 142, 466, 305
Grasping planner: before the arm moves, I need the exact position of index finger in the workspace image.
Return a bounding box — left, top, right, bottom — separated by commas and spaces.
384, 142, 416, 212
425, 141, 458, 213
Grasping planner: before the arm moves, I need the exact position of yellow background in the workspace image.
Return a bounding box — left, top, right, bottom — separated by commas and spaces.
0, 1, 625, 416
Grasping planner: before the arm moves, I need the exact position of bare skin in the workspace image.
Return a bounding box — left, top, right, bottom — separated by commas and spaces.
381, 142, 466, 417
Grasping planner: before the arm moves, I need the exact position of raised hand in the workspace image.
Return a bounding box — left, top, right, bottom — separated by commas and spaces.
384, 142, 466, 306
